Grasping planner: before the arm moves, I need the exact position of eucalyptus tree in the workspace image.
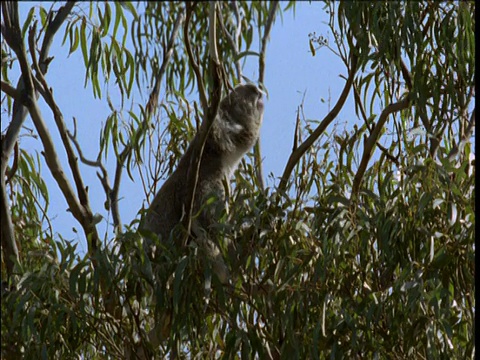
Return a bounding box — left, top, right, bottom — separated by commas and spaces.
1, 1, 474, 358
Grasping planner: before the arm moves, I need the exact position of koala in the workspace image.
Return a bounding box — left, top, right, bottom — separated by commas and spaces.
141, 84, 264, 283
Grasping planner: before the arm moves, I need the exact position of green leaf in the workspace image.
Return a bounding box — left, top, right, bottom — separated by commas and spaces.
69, 263, 82, 295
448, 202, 457, 226
39, 6, 47, 27
101, 2, 111, 37
173, 256, 189, 309
113, 2, 122, 40
21, 6, 36, 39
70, 26, 80, 55
80, 17, 88, 70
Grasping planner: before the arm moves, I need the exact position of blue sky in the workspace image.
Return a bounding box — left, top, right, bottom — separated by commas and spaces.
6, 2, 357, 255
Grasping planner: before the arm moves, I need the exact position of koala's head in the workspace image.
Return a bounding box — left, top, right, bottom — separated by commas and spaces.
209, 84, 264, 170
220, 84, 264, 129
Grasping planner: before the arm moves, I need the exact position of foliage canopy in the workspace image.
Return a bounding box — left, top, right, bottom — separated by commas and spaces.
1, 1, 475, 358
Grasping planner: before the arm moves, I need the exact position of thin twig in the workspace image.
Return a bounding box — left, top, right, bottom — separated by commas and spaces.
110, 154, 126, 234
146, 10, 185, 116
184, 2, 208, 111
217, 2, 242, 80
231, 1, 242, 46
253, 1, 279, 192
67, 125, 104, 168
66, 123, 116, 228
258, 1, 278, 86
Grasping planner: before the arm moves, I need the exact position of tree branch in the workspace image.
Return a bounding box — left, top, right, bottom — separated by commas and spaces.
1, 2, 74, 174
352, 96, 410, 197
278, 50, 359, 193
352, 79, 400, 166
1, 1, 76, 281
0, 165, 19, 282
27, 25, 100, 252
0, 80, 22, 100
29, 24, 89, 208
1, 1, 35, 281
181, 2, 223, 244
28, 87, 98, 245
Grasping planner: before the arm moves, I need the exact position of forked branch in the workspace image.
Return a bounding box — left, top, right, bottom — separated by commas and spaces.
351, 96, 410, 197
278, 50, 359, 193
